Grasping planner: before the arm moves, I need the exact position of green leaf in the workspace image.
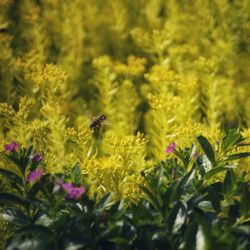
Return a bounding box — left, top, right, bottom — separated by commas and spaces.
183, 222, 198, 250
222, 170, 236, 197
221, 129, 243, 152
20, 145, 33, 172
240, 184, 250, 218
5, 225, 55, 250
94, 193, 112, 213
184, 222, 208, 250
110, 237, 130, 248
30, 162, 39, 171
233, 226, 250, 236
223, 152, 250, 161
179, 169, 196, 188
167, 201, 187, 233
28, 175, 49, 197
197, 136, 215, 164
6, 238, 53, 250
195, 225, 206, 250
163, 186, 174, 211
5, 154, 20, 167
197, 201, 214, 212
17, 225, 52, 235
71, 163, 81, 185
195, 156, 210, 177
0, 168, 23, 186
0, 192, 28, 207
204, 165, 234, 180
139, 185, 162, 213
189, 144, 197, 160
1, 207, 28, 226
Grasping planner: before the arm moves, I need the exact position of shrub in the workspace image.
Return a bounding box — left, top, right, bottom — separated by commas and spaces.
1, 132, 250, 249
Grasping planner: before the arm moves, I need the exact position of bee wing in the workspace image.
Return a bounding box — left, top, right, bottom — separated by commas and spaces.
103, 120, 112, 126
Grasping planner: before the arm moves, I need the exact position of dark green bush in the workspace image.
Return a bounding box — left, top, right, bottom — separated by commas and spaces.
1, 130, 250, 250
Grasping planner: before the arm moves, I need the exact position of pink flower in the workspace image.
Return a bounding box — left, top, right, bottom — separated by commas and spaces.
32, 153, 43, 163
62, 182, 73, 190
26, 168, 43, 183
4, 141, 19, 153
165, 142, 177, 153
62, 182, 86, 199
67, 187, 86, 199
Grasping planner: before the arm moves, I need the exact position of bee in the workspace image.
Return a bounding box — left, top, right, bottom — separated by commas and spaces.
0, 28, 8, 33
89, 114, 107, 130
0, 23, 8, 33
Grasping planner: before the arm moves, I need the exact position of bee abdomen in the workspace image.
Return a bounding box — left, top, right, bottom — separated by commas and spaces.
89, 114, 106, 129
89, 119, 99, 128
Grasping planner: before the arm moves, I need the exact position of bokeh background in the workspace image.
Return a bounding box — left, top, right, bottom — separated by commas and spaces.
0, 0, 250, 200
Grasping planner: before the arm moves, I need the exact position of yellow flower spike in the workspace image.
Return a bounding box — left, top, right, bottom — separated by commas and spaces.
0, 103, 15, 127
113, 55, 147, 77
241, 129, 250, 140
17, 97, 35, 121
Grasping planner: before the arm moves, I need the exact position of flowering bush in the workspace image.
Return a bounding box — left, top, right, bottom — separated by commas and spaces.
0, 132, 250, 249
0, 0, 250, 249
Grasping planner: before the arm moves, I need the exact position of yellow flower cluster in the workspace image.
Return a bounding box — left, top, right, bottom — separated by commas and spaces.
66, 123, 93, 161
0, 0, 250, 202
28, 64, 68, 88
113, 55, 147, 77
83, 131, 147, 202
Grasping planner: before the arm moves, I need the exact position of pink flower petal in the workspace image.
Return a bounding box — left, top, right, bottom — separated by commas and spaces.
4, 141, 19, 153
32, 153, 43, 163
27, 168, 43, 183
165, 142, 177, 153
63, 183, 73, 191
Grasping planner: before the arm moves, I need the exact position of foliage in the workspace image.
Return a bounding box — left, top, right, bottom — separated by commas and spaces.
1, 0, 250, 178
0, 133, 250, 249
0, 0, 250, 248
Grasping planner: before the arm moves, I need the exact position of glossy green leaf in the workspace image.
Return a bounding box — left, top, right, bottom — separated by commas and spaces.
185, 224, 207, 250
71, 163, 81, 185
17, 225, 52, 234
28, 174, 49, 197
0, 168, 23, 186
94, 193, 112, 213
167, 201, 187, 233
221, 129, 243, 152
183, 222, 198, 250
162, 186, 174, 210
139, 185, 162, 213
179, 169, 196, 188
206, 183, 222, 212
204, 165, 234, 180
1, 207, 28, 225
0, 192, 28, 207
189, 144, 197, 160
5, 225, 54, 250
240, 184, 250, 218
20, 145, 33, 172
5, 154, 20, 167
197, 136, 215, 164
223, 152, 250, 161
222, 170, 235, 197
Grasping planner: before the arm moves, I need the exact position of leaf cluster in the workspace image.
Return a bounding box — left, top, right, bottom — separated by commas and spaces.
1, 131, 250, 250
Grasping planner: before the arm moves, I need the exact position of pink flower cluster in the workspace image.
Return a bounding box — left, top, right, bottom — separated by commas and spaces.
63, 183, 86, 199
57, 179, 86, 199
165, 142, 177, 153
4, 141, 19, 153
32, 152, 43, 163
26, 168, 43, 183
